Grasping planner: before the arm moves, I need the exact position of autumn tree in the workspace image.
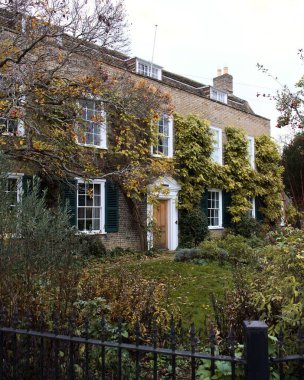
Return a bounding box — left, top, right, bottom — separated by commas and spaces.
282, 132, 304, 213
0, 0, 130, 173
0, 1, 174, 249
258, 51, 304, 222
258, 50, 304, 130
0, 0, 173, 177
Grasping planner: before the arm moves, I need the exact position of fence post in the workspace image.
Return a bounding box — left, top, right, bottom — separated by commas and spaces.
243, 321, 269, 380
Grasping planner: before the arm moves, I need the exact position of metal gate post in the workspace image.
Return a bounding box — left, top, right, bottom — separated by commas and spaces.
243, 321, 269, 380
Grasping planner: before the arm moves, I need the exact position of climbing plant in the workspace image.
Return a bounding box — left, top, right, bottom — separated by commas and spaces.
223, 127, 256, 222
174, 113, 283, 224
255, 135, 284, 222
174, 113, 217, 210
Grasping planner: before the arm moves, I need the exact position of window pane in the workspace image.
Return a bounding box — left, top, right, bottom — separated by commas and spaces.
78, 183, 85, 194
93, 208, 100, 218
92, 219, 100, 230
85, 220, 92, 231
94, 195, 101, 207
78, 220, 84, 231
85, 208, 92, 219
94, 184, 100, 195
78, 208, 85, 219
93, 133, 101, 146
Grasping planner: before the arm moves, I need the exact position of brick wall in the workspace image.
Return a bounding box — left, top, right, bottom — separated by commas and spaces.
104, 62, 270, 138
163, 84, 270, 137
100, 189, 146, 250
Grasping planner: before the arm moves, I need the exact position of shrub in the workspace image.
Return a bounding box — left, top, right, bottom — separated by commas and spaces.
179, 207, 209, 247
0, 179, 84, 317
218, 234, 254, 263
199, 240, 229, 263
230, 214, 261, 238
246, 234, 266, 248
174, 247, 201, 262
77, 234, 107, 257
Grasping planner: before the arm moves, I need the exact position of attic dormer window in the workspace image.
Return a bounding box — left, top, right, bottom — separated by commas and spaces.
136, 59, 162, 80
210, 88, 227, 104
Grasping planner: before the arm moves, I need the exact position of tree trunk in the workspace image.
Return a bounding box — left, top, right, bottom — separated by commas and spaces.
124, 195, 148, 251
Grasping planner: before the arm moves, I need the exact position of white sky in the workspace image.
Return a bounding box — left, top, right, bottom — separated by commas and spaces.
124, 0, 304, 145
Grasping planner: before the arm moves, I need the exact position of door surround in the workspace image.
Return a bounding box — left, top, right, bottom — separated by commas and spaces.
147, 177, 181, 251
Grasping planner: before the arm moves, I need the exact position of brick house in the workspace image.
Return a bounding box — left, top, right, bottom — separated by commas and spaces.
56, 53, 270, 250
0, 19, 271, 250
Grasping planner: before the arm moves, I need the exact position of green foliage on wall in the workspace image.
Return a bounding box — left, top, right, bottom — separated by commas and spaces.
255, 135, 284, 222
223, 127, 256, 222
174, 114, 214, 210
174, 113, 283, 224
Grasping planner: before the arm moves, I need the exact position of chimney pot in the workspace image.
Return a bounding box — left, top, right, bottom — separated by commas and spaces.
217, 68, 222, 76
223, 66, 229, 74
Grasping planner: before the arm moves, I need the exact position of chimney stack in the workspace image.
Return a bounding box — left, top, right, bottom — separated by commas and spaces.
213, 67, 233, 94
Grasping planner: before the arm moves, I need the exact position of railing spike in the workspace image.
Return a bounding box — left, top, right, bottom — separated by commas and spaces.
39, 310, 45, 332
153, 319, 158, 349
100, 314, 106, 341
53, 310, 59, 335
170, 315, 176, 350
135, 319, 140, 346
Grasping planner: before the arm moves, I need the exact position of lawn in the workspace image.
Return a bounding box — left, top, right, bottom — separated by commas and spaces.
96, 252, 233, 328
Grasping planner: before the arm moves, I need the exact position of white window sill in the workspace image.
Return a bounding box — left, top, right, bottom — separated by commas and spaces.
152, 153, 173, 159
76, 230, 107, 235
77, 143, 108, 150
208, 226, 224, 230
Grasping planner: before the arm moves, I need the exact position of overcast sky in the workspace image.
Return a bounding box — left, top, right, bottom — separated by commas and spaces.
124, 0, 304, 144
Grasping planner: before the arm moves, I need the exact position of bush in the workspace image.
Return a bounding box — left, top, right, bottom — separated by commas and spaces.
174, 247, 201, 262
230, 214, 261, 238
77, 234, 107, 257
218, 234, 254, 263
199, 240, 229, 263
0, 179, 84, 316
179, 207, 209, 247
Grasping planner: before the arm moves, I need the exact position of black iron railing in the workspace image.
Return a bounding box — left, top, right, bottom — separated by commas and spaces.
0, 311, 304, 379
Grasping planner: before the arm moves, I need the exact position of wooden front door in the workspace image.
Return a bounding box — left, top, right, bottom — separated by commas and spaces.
153, 200, 168, 249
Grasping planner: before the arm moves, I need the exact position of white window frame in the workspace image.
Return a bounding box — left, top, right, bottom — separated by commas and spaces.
248, 197, 256, 219
136, 58, 162, 80
76, 179, 106, 234
77, 100, 107, 149
210, 87, 228, 104
4, 173, 24, 206
152, 115, 173, 158
207, 189, 223, 229
248, 136, 255, 168
210, 126, 223, 165
0, 118, 25, 137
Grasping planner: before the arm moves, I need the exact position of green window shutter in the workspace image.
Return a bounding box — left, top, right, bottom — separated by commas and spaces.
60, 179, 77, 227
105, 182, 119, 233
222, 191, 232, 228
22, 175, 33, 196
255, 197, 264, 222
200, 191, 208, 219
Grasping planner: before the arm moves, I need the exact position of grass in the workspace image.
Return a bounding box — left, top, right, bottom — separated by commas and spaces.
97, 252, 233, 328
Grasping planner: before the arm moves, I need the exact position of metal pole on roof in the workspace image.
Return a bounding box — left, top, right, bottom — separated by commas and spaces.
150, 24, 158, 76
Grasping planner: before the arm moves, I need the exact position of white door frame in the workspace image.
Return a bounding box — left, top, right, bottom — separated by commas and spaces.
147, 177, 181, 250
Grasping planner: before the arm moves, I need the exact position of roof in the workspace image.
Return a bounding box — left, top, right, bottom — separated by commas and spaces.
100, 49, 268, 119
0, 8, 267, 120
